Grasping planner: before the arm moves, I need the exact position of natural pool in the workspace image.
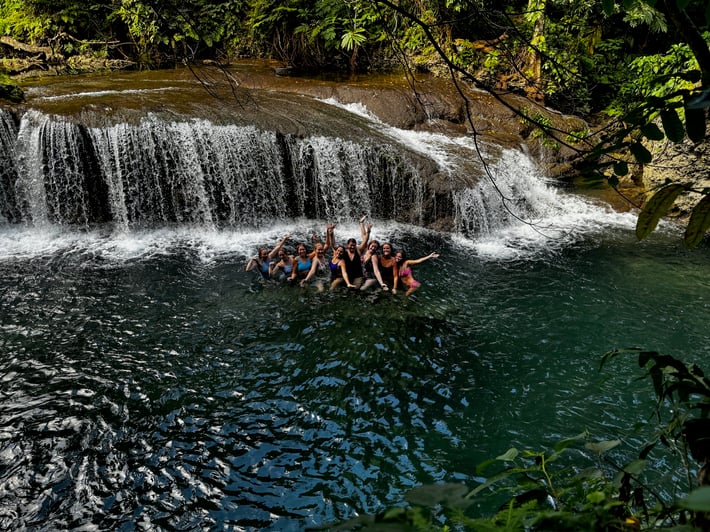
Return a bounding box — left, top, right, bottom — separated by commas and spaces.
0, 217, 708, 530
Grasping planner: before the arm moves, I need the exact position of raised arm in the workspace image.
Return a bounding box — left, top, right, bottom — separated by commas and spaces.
245, 256, 259, 272
268, 233, 291, 259
357, 222, 372, 255
324, 223, 335, 252
405, 252, 440, 267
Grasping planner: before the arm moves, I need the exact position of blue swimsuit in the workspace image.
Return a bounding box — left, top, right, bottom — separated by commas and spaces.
295, 257, 312, 278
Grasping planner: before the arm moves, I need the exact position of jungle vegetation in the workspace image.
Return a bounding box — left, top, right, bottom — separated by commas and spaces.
2, 0, 710, 247
2, 1, 710, 529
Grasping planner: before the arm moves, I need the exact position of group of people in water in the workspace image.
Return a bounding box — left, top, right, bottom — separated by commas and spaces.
245, 217, 439, 297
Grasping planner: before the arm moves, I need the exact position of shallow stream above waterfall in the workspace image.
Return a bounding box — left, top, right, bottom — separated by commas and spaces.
0, 67, 709, 530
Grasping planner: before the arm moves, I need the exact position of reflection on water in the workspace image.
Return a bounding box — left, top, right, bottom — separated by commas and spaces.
0, 224, 708, 529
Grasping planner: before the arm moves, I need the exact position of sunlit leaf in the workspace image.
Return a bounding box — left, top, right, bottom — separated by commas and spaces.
678, 486, 710, 512
636, 183, 687, 239
660, 109, 685, 142
585, 439, 621, 454
497, 448, 519, 461
684, 106, 706, 142
623, 459, 646, 475
405, 483, 471, 508
586, 491, 606, 504
553, 432, 587, 453
629, 142, 652, 164
684, 194, 710, 248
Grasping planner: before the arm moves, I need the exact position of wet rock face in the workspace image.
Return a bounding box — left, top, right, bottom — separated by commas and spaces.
640, 134, 710, 217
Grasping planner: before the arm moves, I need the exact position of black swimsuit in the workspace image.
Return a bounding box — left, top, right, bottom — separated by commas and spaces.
343, 251, 362, 281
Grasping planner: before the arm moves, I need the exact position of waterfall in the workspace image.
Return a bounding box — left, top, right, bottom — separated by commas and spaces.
0, 101, 632, 261
0, 108, 434, 231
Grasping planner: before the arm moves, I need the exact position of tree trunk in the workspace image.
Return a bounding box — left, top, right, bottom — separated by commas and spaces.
660, 0, 710, 85
525, 0, 546, 101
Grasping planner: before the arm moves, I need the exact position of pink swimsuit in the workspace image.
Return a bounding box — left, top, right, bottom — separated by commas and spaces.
399, 268, 421, 288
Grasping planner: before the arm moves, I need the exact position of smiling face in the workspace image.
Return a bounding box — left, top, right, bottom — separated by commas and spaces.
334, 246, 345, 258
395, 251, 404, 263
368, 241, 379, 253
297, 244, 307, 256
382, 243, 392, 257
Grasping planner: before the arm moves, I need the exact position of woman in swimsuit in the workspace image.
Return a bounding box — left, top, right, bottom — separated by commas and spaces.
378, 242, 398, 292
395, 250, 440, 297
341, 218, 371, 289
360, 240, 388, 291
300, 243, 331, 291
270, 247, 295, 281
328, 244, 356, 290
290, 243, 313, 283
245, 233, 290, 280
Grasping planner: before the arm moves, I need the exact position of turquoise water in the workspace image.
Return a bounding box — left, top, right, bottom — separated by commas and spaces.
1, 67, 708, 529
0, 220, 707, 530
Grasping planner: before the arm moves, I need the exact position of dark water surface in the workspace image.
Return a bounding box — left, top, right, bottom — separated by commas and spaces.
1, 222, 708, 530
1, 66, 709, 530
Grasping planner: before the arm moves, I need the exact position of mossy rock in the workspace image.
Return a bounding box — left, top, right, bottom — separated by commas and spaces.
0, 82, 24, 103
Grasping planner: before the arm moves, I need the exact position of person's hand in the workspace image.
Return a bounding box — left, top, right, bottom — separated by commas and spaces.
392, 288, 397, 294
347, 283, 355, 289
430, 252, 440, 259
381, 284, 389, 291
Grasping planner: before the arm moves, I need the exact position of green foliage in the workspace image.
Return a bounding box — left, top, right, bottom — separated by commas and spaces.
607, 42, 700, 118
684, 194, 710, 248
0, 74, 24, 103
0, 0, 53, 42
519, 107, 561, 150
635, 183, 688, 239
327, 351, 709, 530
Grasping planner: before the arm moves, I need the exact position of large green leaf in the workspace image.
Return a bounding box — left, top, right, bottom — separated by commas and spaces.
636, 183, 687, 240
660, 109, 685, 142
629, 142, 652, 164
601, 0, 615, 16
684, 106, 706, 142
678, 486, 710, 512
684, 194, 710, 248
613, 160, 629, 176
640, 122, 664, 141
585, 439, 621, 454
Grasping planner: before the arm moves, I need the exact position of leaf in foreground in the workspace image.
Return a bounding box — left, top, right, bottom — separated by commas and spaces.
636, 183, 687, 240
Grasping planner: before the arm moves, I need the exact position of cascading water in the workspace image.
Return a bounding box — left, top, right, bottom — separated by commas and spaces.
0, 99, 627, 254
0, 107, 437, 232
